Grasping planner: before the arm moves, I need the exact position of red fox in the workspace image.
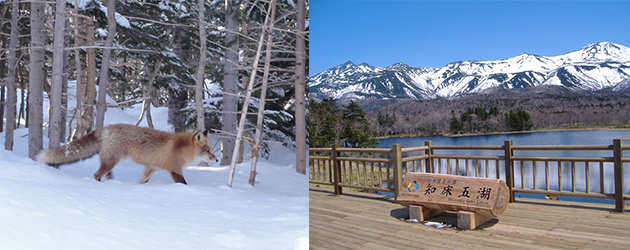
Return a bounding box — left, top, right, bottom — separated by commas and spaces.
37, 124, 218, 184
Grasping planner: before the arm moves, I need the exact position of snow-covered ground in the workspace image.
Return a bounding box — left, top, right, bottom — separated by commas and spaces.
0, 93, 308, 249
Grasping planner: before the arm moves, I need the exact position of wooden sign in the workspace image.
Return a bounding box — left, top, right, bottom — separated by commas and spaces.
397, 173, 509, 218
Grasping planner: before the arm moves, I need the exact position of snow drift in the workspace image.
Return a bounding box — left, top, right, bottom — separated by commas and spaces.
0, 88, 308, 249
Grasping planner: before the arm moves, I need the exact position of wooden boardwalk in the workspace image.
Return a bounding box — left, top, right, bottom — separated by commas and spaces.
310, 186, 630, 249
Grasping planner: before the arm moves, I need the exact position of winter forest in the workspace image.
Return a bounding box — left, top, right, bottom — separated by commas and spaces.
0, 0, 308, 183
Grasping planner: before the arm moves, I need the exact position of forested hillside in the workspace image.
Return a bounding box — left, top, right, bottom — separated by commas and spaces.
0, 0, 308, 174
362, 86, 630, 137
308, 98, 378, 148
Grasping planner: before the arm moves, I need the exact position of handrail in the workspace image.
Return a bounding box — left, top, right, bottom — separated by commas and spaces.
512, 145, 613, 151
401, 155, 429, 162
309, 155, 332, 160
432, 155, 504, 160
511, 156, 613, 162
309, 148, 332, 152
336, 148, 392, 153
336, 156, 390, 163
401, 146, 429, 153
309, 138, 628, 212
432, 145, 504, 150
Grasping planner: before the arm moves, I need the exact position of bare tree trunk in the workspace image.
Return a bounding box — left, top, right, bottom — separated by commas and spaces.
4, 0, 19, 150
195, 0, 208, 167
0, 86, 4, 133
18, 85, 24, 128
227, 0, 273, 187
150, 86, 159, 107
195, 0, 207, 132
144, 60, 161, 128
24, 88, 28, 127
95, 0, 116, 129
294, 0, 307, 174
71, 64, 86, 140
79, 17, 97, 135
68, 0, 85, 141
237, 130, 254, 164
0, 20, 5, 134
61, 17, 70, 143
145, 98, 154, 128
136, 99, 147, 126
137, 60, 161, 129
70, 1, 84, 141
49, 0, 67, 148
236, 14, 250, 165
221, 2, 239, 166
249, 0, 276, 186
29, 0, 46, 159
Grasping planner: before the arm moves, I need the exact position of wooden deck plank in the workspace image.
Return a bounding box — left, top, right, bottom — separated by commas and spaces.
310, 186, 630, 249
309, 231, 354, 250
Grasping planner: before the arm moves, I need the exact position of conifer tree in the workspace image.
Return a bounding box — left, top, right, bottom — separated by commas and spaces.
0, 0, 308, 179
506, 109, 533, 131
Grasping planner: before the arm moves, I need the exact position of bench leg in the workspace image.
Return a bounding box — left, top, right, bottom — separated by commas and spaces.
457, 211, 493, 230
409, 205, 445, 221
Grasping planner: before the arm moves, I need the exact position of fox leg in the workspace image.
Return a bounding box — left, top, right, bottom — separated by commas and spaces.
94, 154, 120, 181
170, 171, 187, 185
139, 166, 156, 184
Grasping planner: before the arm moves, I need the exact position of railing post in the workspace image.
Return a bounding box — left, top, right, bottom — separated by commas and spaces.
504, 140, 515, 203
613, 139, 624, 212
332, 143, 342, 196
392, 144, 403, 200
425, 141, 434, 173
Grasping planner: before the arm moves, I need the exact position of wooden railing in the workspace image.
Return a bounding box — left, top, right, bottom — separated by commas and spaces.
309, 139, 630, 212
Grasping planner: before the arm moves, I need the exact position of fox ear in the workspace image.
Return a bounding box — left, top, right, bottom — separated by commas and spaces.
194, 131, 202, 142
203, 129, 209, 137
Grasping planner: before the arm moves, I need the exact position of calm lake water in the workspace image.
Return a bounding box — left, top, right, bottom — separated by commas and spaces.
380, 130, 630, 152
379, 130, 630, 204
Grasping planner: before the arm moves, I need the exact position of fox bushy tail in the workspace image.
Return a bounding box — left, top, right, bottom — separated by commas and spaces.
36, 129, 102, 167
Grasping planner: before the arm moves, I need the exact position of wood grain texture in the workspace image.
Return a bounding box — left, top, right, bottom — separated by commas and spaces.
310, 186, 630, 249
398, 173, 509, 217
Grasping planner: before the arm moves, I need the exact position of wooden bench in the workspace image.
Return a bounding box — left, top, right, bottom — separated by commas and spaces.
397, 173, 509, 229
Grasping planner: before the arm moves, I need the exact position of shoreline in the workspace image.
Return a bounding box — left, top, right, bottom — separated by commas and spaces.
374, 126, 630, 140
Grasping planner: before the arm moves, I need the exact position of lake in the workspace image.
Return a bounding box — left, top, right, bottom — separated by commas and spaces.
380, 129, 630, 150
379, 129, 630, 204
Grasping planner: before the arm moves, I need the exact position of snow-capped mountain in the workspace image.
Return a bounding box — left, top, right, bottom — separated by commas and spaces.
309, 42, 630, 100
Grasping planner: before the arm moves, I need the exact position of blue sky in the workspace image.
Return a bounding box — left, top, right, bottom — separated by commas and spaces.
310, 0, 630, 76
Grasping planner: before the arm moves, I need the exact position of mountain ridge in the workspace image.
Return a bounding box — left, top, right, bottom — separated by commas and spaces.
309, 42, 630, 101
